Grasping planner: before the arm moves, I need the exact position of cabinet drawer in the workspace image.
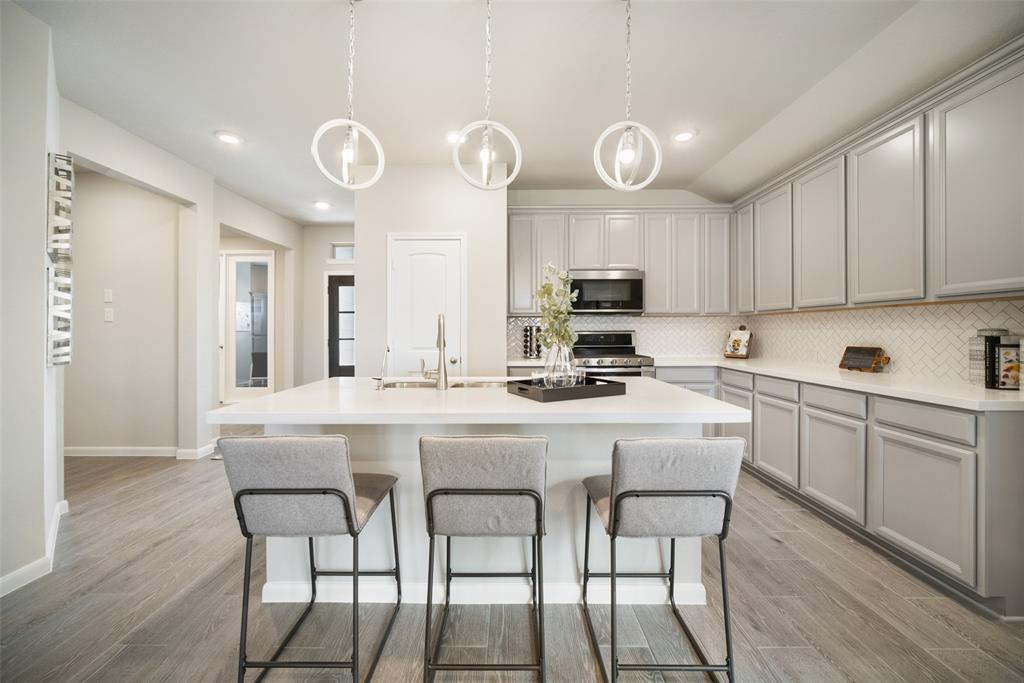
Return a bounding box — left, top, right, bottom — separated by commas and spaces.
802, 384, 867, 419
720, 369, 753, 390
656, 366, 716, 383
755, 375, 800, 402
868, 426, 976, 586
873, 397, 976, 446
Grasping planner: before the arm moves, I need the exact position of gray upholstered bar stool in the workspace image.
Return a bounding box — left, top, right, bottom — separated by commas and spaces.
219, 435, 402, 683
419, 435, 548, 682
580, 437, 745, 683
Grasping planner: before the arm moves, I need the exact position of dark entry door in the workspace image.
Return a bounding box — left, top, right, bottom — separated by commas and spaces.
327, 275, 355, 377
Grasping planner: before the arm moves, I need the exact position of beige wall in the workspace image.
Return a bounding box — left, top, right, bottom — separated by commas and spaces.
65, 172, 179, 449
302, 224, 354, 384
1, 1, 63, 586
354, 166, 506, 376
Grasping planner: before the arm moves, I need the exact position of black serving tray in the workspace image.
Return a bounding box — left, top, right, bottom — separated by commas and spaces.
507, 376, 626, 403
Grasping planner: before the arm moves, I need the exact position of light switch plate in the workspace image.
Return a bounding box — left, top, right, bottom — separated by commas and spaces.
104, 307, 114, 322
103, 288, 113, 303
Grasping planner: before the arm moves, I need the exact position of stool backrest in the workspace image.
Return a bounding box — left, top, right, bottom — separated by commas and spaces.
420, 435, 548, 537
219, 435, 358, 537
611, 437, 744, 538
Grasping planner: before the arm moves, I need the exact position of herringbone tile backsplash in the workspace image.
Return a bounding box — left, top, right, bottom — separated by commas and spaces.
507, 299, 1024, 383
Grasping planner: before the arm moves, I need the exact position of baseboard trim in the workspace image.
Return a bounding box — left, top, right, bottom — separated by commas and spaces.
65, 446, 177, 457
262, 579, 706, 606
1, 500, 69, 598
175, 442, 216, 460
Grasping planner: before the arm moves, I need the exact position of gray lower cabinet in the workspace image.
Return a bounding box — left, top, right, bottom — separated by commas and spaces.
868, 425, 977, 586
719, 385, 753, 463
753, 393, 799, 487
799, 406, 866, 524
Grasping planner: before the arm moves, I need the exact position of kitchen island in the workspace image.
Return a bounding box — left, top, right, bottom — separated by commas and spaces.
207, 376, 750, 606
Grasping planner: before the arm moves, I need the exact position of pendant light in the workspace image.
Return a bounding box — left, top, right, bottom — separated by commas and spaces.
593, 0, 661, 191
311, 0, 385, 190
452, 0, 522, 190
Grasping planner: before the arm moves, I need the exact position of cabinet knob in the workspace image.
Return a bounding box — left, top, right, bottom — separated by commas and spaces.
449, 357, 458, 364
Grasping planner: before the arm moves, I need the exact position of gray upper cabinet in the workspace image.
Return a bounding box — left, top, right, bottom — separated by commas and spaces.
568, 214, 605, 269
507, 213, 567, 314
605, 214, 643, 269
929, 61, 1024, 297
847, 117, 924, 303
754, 185, 793, 311
508, 215, 535, 314
793, 157, 846, 308
703, 214, 731, 314
735, 204, 755, 313
643, 214, 673, 314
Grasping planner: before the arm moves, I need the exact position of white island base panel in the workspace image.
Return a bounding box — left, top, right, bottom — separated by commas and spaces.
261, 422, 705, 606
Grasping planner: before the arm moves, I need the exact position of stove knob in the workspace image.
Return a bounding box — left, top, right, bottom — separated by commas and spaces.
597, 359, 605, 366
610, 358, 619, 366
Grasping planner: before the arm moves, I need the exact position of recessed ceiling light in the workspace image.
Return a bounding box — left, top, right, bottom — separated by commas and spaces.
314, 201, 331, 210
215, 130, 244, 145
673, 130, 697, 143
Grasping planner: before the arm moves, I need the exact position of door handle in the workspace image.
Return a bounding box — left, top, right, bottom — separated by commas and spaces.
449, 357, 458, 364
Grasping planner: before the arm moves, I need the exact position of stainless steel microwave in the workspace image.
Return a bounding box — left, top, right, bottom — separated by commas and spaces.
568, 270, 644, 314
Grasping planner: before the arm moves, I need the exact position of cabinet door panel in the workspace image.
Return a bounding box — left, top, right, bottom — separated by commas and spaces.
930, 64, 1024, 296
606, 214, 643, 269
508, 215, 535, 314
800, 407, 866, 523
848, 117, 924, 303
868, 426, 976, 586
793, 157, 846, 307
568, 214, 605, 269
535, 213, 567, 282
753, 394, 799, 486
735, 205, 755, 313
643, 215, 673, 314
703, 214, 731, 314
754, 185, 793, 311
672, 214, 702, 314
720, 386, 753, 463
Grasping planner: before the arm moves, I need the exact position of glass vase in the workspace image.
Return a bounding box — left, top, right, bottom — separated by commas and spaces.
543, 344, 576, 388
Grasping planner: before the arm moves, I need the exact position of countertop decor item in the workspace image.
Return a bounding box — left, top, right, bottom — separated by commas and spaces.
537, 265, 578, 388
996, 336, 1020, 390
310, 0, 385, 190
451, 0, 522, 190
507, 376, 625, 403
724, 326, 751, 359
839, 346, 890, 372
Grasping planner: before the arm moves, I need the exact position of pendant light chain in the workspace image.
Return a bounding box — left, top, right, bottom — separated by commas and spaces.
624, 0, 632, 121
347, 0, 356, 120
484, 0, 493, 121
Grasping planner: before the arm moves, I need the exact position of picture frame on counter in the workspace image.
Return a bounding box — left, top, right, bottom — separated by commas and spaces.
724, 326, 751, 359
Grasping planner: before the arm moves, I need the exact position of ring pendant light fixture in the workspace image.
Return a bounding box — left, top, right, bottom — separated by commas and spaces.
311, 0, 385, 190
453, 0, 523, 190
593, 0, 662, 191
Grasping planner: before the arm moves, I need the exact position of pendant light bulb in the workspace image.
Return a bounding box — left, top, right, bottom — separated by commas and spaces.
617, 129, 637, 165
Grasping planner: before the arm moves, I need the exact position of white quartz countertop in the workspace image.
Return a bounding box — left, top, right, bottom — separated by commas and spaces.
506, 356, 1024, 411
207, 376, 751, 425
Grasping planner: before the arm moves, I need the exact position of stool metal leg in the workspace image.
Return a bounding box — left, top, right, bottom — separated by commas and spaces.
423, 533, 436, 683
237, 536, 253, 683
610, 536, 618, 683
352, 534, 359, 683
719, 536, 736, 683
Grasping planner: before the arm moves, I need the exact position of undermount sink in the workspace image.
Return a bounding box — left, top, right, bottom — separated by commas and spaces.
380, 379, 508, 389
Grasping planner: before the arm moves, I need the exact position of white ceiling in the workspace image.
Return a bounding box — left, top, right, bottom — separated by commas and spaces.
22, 1, 1024, 224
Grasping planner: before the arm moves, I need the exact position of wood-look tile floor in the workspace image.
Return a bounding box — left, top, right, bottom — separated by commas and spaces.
2, 456, 1022, 682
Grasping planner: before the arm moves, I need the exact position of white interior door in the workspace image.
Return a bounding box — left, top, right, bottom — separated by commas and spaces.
388, 235, 465, 377
222, 251, 275, 402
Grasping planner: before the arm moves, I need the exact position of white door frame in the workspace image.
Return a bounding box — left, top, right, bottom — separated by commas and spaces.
220, 249, 276, 402
386, 233, 469, 376
323, 267, 354, 379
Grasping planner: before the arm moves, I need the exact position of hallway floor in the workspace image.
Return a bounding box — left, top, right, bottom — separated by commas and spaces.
1, 456, 1022, 681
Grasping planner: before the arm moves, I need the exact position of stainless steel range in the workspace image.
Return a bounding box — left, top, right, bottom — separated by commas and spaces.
572, 331, 655, 378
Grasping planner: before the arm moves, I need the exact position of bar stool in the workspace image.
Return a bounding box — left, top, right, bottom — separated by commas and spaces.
219, 435, 402, 683
419, 435, 548, 682
580, 437, 745, 683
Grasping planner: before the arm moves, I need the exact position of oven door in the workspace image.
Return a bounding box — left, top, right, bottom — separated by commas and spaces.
570, 270, 644, 314
583, 366, 655, 379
